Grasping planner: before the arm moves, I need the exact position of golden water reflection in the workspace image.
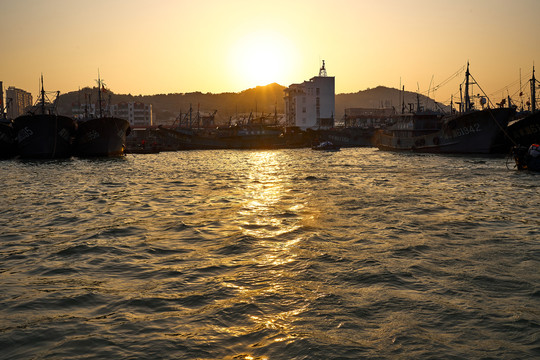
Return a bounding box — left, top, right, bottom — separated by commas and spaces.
238, 151, 300, 240
232, 151, 313, 343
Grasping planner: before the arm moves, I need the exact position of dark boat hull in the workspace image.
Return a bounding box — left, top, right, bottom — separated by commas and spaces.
13, 114, 77, 159
75, 117, 131, 157
505, 112, 540, 149
0, 122, 17, 159
376, 108, 514, 154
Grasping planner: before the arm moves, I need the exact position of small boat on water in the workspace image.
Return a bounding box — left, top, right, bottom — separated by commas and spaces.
375, 63, 515, 154
312, 140, 340, 151
74, 75, 130, 157
12, 76, 77, 159
511, 144, 540, 172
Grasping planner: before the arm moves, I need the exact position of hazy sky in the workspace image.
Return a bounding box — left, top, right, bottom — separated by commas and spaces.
2, 0, 539, 105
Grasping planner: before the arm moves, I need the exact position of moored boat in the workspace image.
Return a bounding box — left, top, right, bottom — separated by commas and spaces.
75, 117, 131, 157
12, 76, 77, 159
506, 111, 540, 150
376, 108, 514, 153
505, 66, 540, 153
375, 63, 515, 154
508, 66, 540, 171
14, 114, 77, 159
74, 75, 131, 157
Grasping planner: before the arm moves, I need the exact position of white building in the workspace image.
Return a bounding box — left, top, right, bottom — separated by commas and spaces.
110, 102, 153, 127
284, 61, 335, 129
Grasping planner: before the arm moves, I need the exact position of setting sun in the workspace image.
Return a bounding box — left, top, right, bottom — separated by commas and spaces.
229, 30, 295, 88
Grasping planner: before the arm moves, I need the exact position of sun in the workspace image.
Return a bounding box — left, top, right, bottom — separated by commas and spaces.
229, 30, 293, 88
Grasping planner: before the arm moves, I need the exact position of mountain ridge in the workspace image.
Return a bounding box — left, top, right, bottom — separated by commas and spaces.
56, 83, 447, 124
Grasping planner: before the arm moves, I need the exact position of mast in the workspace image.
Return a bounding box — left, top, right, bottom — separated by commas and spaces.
77, 87, 81, 120
519, 68, 524, 111
0, 81, 3, 119
84, 93, 89, 119
189, 103, 192, 128
459, 84, 463, 113
464, 62, 471, 112
53, 91, 60, 112
401, 86, 405, 114
197, 103, 200, 129
531, 65, 536, 113
97, 71, 103, 118
40, 74, 46, 114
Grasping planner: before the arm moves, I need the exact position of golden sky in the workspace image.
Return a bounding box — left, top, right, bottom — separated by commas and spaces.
2, 0, 539, 105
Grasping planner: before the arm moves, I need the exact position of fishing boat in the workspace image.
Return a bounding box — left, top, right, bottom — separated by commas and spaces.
507, 66, 540, 171
375, 63, 515, 154
75, 117, 131, 157
505, 66, 540, 151
12, 76, 77, 159
0, 82, 17, 159
74, 75, 131, 157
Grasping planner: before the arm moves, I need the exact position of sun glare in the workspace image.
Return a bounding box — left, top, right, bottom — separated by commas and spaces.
229, 30, 293, 88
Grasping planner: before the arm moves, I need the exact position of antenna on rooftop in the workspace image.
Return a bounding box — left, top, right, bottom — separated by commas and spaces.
319, 60, 327, 77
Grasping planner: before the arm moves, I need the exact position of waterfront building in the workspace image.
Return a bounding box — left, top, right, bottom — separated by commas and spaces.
284, 61, 335, 129
110, 102, 153, 127
342, 108, 397, 128
5, 86, 33, 119
71, 102, 98, 120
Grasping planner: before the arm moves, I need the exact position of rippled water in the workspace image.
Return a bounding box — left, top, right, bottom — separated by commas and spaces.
1, 148, 539, 359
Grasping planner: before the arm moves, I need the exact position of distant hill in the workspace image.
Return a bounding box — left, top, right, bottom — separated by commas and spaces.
57, 83, 288, 124
335, 86, 449, 117
56, 83, 447, 125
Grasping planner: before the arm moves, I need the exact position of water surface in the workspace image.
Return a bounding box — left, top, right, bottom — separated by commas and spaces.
1, 149, 539, 359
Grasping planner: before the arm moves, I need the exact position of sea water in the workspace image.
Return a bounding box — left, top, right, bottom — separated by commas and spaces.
0, 148, 538, 359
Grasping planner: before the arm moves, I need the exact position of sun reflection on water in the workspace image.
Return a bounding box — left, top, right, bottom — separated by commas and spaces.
227, 151, 313, 346
238, 151, 297, 239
